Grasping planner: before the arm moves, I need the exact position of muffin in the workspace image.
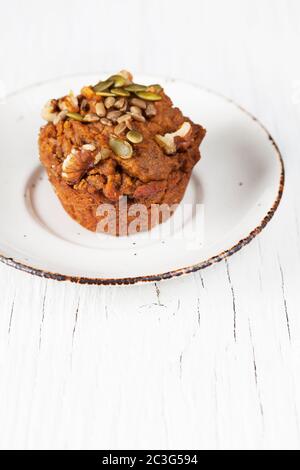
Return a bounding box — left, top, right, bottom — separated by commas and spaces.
39, 71, 206, 235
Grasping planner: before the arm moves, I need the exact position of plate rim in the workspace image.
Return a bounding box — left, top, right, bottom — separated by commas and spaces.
0, 76, 285, 285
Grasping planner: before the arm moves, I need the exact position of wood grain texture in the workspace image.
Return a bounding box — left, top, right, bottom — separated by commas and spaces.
0, 0, 300, 450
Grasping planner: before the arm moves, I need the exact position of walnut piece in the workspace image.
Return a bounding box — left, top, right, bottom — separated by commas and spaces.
155, 122, 192, 155
41, 99, 58, 122
62, 146, 96, 184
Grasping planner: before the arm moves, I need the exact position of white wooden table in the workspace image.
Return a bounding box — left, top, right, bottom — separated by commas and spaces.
0, 0, 300, 450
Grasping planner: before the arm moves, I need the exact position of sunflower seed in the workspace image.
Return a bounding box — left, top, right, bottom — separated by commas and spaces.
95, 102, 106, 117
100, 117, 113, 126
145, 103, 157, 117
117, 113, 132, 124
93, 79, 114, 93
130, 105, 143, 115
130, 112, 146, 123
114, 121, 127, 135
126, 130, 143, 144
83, 113, 100, 122
130, 97, 147, 109
104, 96, 115, 109
109, 136, 133, 159
114, 98, 126, 109
106, 110, 122, 122
135, 91, 162, 101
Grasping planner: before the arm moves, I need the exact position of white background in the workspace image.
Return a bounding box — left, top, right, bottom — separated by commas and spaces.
0, 0, 300, 450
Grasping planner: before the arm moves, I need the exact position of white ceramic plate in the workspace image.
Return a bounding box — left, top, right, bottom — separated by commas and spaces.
0, 74, 284, 285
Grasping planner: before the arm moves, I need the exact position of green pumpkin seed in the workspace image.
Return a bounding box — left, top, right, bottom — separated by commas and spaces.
108, 74, 126, 88
147, 84, 163, 92
66, 112, 84, 121
95, 91, 116, 97
110, 88, 130, 97
109, 136, 133, 159
126, 130, 143, 144
93, 79, 114, 93
124, 83, 147, 92
135, 91, 162, 101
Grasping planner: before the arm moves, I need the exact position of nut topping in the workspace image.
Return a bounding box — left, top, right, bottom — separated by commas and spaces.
109, 136, 133, 159
53, 110, 68, 125
130, 105, 142, 115
114, 98, 126, 109
95, 102, 106, 117
106, 110, 122, 122
104, 96, 116, 109
135, 91, 162, 101
155, 122, 192, 155
82, 144, 96, 151
42, 72, 161, 128
114, 121, 127, 135
126, 130, 143, 144
62, 147, 95, 184
66, 112, 84, 122
145, 103, 157, 117
130, 97, 147, 109
41, 99, 58, 122
83, 113, 100, 123
100, 117, 113, 126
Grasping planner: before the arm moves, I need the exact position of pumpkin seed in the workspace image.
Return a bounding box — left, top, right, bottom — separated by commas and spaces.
93, 79, 114, 93
66, 112, 84, 121
104, 96, 115, 109
147, 84, 163, 92
109, 74, 126, 88
124, 83, 147, 92
95, 102, 106, 117
95, 91, 116, 97
130, 97, 147, 109
109, 136, 133, 159
126, 130, 143, 144
110, 88, 130, 97
135, 91, 162, 101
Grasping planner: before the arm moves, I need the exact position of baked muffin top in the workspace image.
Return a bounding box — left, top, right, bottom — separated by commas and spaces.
39, 71, 205, 202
